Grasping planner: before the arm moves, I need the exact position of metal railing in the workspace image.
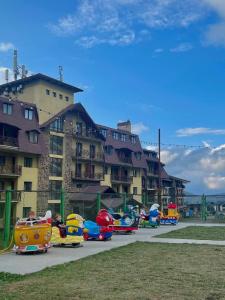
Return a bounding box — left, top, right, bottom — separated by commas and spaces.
71, 171, 104, 181
0, 136, 18, 147
111, 174, 131, 183
74, 149, 104, 161
0, 164, 22, 176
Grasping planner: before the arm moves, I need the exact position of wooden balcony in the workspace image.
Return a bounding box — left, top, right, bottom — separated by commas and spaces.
0, 164, 22, 177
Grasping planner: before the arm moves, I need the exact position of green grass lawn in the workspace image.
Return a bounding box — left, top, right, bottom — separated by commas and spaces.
1, 242, 225, 300
156, 226, 225, 240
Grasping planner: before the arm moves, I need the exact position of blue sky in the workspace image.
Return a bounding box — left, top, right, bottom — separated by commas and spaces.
1, 0, 225, 193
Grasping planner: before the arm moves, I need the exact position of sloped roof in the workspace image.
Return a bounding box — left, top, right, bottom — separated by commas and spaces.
0, 73, 83, 93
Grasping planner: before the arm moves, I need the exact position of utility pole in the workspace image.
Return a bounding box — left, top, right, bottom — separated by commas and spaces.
158, 129, 162, 208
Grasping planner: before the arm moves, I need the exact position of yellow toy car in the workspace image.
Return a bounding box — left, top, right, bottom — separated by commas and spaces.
14, 219, 52, 254
51, 213, 84, 247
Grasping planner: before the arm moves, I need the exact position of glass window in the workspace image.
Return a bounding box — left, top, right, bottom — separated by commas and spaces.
24, 181, 32, 192
135, 152, 142, 160
52, 91, 57, 97
24, 108, 33, 120
100, 128, 107, 138
76, 122, 83, 135
59, 94, 63, 100
65, 96, 69, 102
23, 207, 31, 218
131, 136, 136, 144
46, 89, 50, 95
28, 131, 38, 144
133, 187, 138, 195
75, 163, 82, 177
0, 156, 5, 166
50, 135, 63, 155
0, 181, 4, 190
90, 144, 96, 159
104, 145, 113, 155
76, 142, 82, 157
121, 134, 127, 142
49, 180, 62, 200
3, 103, 12, 115
112, 131, 119, 140
50, 118, 64, 132
50, 158, 62, 177
24, 157, 33, 168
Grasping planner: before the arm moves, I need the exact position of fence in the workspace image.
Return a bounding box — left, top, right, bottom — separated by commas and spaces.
1, 190, 225, 248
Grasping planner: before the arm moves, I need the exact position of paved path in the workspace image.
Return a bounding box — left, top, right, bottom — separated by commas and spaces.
1, 223, 225, 275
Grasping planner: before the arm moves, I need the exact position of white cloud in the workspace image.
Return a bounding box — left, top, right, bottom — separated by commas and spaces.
49, 0, 205, 47
170, 43, 193, 53
176, 127, 225, 137
0, 42, 14, 52
204, 176, 225, 190
154, 48, 164, 53
131, 122, 149, 135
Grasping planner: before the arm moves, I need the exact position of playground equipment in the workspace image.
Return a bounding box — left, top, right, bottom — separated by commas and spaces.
83, 209, 113, 241
51, 213, 84, 247
108, 205, 139, 233
139, 204, 160, 228
14, 211, 52, 254
160, 203, 179, 225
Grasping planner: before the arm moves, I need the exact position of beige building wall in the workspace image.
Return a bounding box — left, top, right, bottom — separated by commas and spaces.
9, 80, 74, 124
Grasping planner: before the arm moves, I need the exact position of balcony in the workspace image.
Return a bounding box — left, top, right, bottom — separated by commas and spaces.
0, 164, 22, 177
73, 129, 101, 142
73, 150, 104, 162
118, 156, 132, 165
0, 136, 18, 148
111, 174, 131, 183
71, 171, 104, 181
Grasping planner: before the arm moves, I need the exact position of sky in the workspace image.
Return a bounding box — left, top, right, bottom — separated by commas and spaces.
1, 0, 225, 194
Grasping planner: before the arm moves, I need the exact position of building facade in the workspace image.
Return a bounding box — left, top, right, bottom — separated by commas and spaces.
0, 73, 189, 218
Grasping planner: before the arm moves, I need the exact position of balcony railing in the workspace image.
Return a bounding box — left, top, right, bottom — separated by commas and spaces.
111, 174, 131, 183
74, 150, 104, 161
0, 164, 22, 176
118, 156, 132, 165
71, 171, 104, 181
0, 136, 18, 147
73, 129, 100, 141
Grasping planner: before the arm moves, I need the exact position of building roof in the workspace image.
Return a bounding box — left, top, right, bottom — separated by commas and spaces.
97, 124, 148, 169
41, 102, 105, 140
0, 96, 44, 155
0, 73, 83, 94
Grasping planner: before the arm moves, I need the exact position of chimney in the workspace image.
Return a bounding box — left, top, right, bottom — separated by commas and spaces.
117, 120, 131, 133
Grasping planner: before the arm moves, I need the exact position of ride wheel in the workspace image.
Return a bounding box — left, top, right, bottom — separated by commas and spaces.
83, 233, 89, 241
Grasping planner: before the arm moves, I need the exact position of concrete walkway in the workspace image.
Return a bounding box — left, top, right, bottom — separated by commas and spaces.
1, 222, 225, 275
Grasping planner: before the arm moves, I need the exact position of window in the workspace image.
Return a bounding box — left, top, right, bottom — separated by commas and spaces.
75, 163, 82, 177
50, 136, 63, 155
133, 187, 138, 195
76, 142, 82, 157
100, 128, 107, 138
28, 131, 38, 144
135, 152, 142, 160
0, 181, 4, 191
121, 134, 127, 142
65, 96, 69, 102
104, 166, 108, 174
46, 89, 50, 95
24, 181, 32, 192
0, 156, 5, 166
50, 158, 62, 177
24, 157, 33, 168
23, 207, 31, 218
52, 91, 57, 97
90, 144, 96, 159
133, 169, 137, 177
24, 108, 33, 120
131, 136, 136, 144
3, 103, 12, 115
76, 122, 83, 135
59, 94, 63, 100
104, 145, 113, 155
112, 131, 119, 140
50, 118, 64, 132
49, 180, 62, 200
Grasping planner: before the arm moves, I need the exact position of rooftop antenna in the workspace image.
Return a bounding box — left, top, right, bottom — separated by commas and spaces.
59, 66, 63, 82
13, 49, 18, 81
5, 69, 9, 83
21, 65, 27, 78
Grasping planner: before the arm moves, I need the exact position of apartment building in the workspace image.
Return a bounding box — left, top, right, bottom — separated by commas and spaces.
37, 103, 105, 215
0, 96, 42, 223
98, 121, 147, 202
